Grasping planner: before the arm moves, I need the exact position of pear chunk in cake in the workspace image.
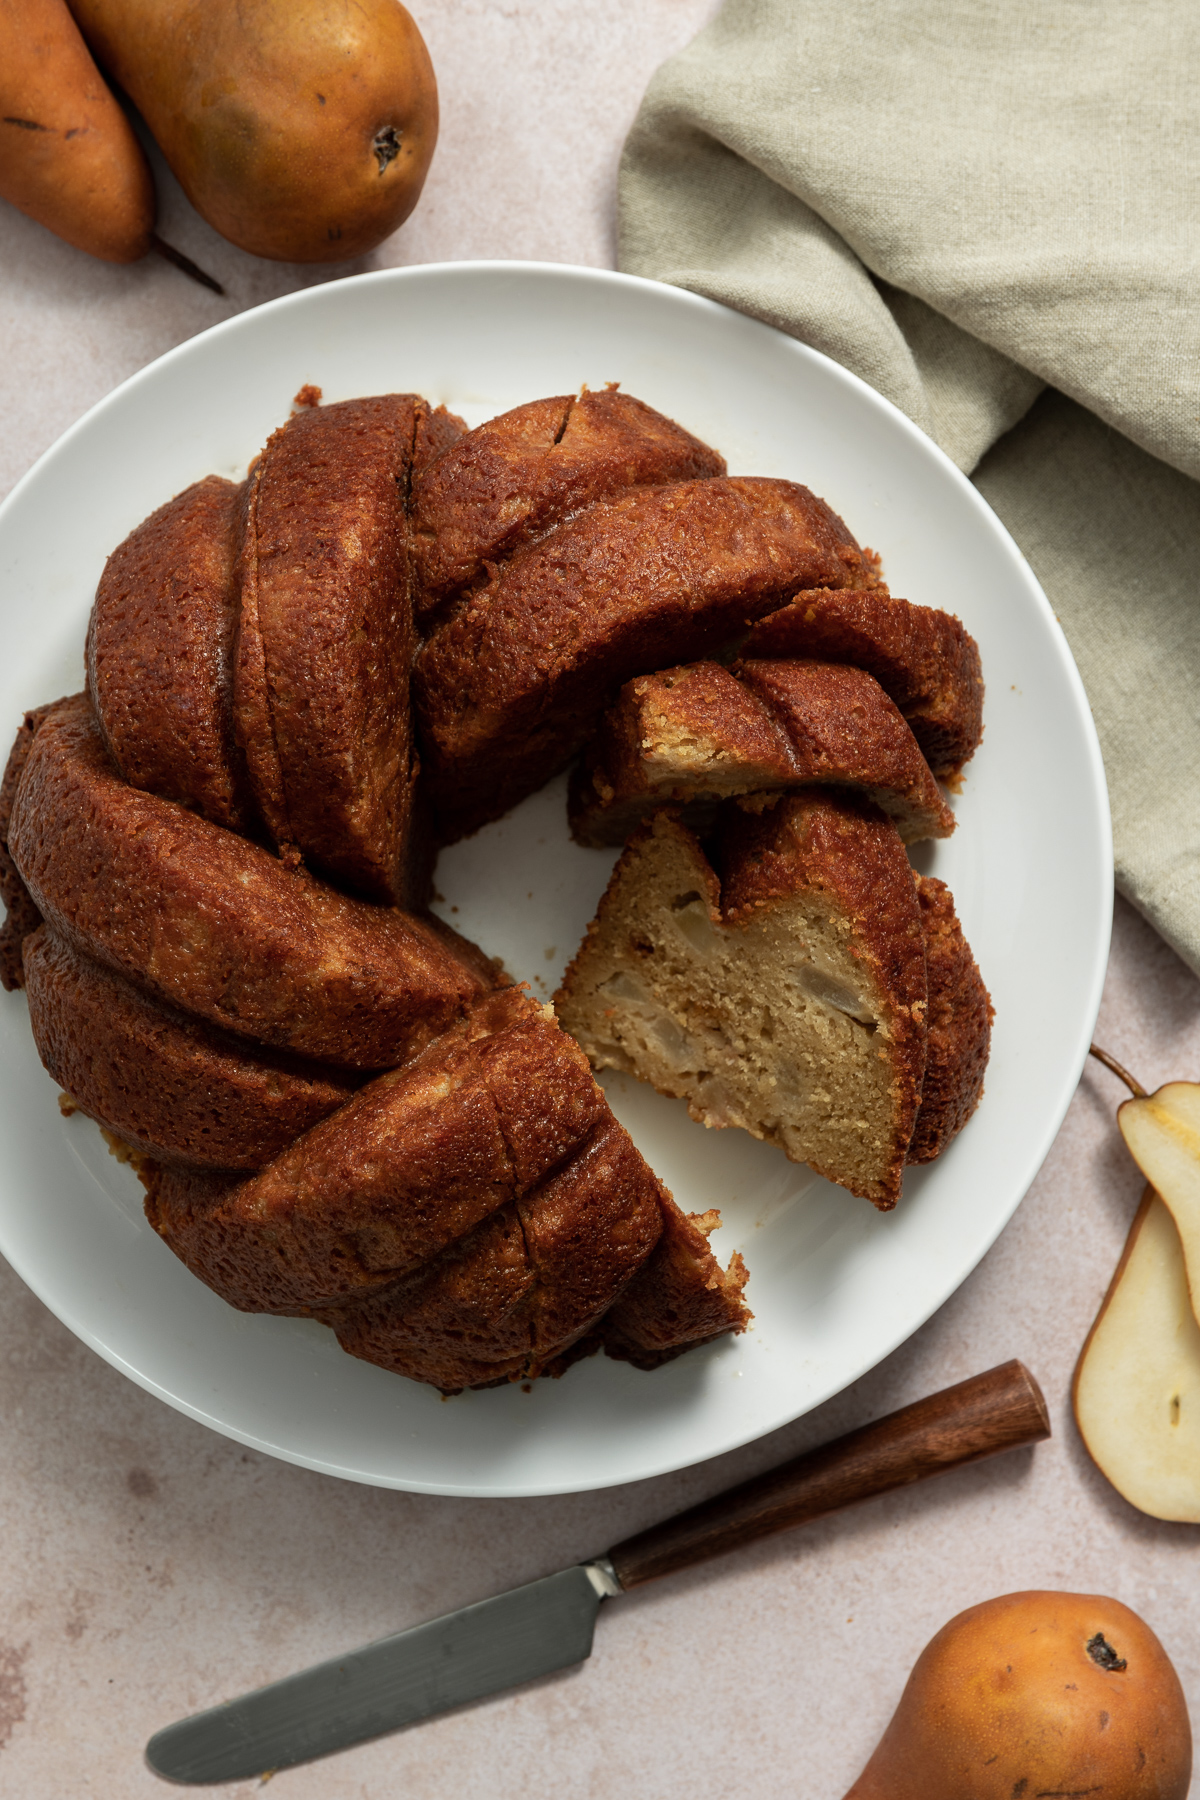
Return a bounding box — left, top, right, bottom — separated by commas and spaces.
556, 795, 929, 1208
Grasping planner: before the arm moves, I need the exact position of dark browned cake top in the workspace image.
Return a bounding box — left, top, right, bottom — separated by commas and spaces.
742, 588, 984, 776
7, 695, 495, 1069
86, 474, 255, 834
907, 875, 993, 1164
234, 393, 426, 903
411, 388, 727, 615
415, 476, 877, 838
23, 926, 359, 1171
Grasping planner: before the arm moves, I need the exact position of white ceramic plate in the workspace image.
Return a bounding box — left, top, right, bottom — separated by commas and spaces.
0, 263, 1111, 1497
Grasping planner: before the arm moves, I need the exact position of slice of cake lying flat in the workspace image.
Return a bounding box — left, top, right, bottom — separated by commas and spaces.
556, 795, 930, 1208
569, 658, 955, 848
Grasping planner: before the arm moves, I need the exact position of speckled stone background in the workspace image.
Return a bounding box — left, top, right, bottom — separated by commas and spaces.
2, 3, 1197, 1794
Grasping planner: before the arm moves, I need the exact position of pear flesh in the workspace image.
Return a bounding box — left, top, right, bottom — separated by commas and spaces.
1119, 1082, 1200, 1322
1073, 1187, 1200, 1522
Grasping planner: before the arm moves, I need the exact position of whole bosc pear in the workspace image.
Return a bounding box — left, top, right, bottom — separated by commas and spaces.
843, 1591, 1191, 1800
66, 0, 437, 262
0, 0, 153, 261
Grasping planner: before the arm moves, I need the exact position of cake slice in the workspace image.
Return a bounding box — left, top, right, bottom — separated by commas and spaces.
555, 797, 929, 1208
415, 477, 882, 841
411, 388, 727, 622
569, 658, 955, 847
86, 475, 256, 834
23, 926, 360, 1171
742, 588, 984, 778
235, 394, 432, 904
7, 695, 496, 1070
598, 1197, 751, 1371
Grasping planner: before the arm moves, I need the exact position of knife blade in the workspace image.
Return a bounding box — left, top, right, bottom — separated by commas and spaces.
146, 1358, 1049, 1784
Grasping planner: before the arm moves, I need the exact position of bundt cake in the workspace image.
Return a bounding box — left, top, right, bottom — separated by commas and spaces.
1, 382, 990, 1392
141, 985, 750, 1390
569, 657, 957, 848
7, 694, 494, 1069
23, 924, 362, 1171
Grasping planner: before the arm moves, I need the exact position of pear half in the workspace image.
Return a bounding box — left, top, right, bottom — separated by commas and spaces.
1119, 1083, 1200, 1322
1073, 1186, 1200, 1522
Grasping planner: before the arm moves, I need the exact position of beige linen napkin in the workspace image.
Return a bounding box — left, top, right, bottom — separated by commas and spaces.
619, 0, 1200, 972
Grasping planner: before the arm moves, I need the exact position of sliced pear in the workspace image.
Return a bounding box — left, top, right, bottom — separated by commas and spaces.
1118, 1082, 1200, 1322
1073, 1186, 1200, 1522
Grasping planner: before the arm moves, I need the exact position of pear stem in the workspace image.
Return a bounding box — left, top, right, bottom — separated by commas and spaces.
1088, 1043, 1147, 1099
150, 233, 225, 297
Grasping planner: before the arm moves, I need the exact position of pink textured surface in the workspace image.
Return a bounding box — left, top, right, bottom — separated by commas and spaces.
2, 3, 1197, 1794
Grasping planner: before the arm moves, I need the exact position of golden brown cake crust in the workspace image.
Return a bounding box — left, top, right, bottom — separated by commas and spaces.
0, 701, 61, 990
142, 988, 614, 1315
415, 477, 878, 840
145, 987, 670, 1391
24, 926, 360, 1170
600, 1197, 751, 1370
741, 589, 984, 777
86, 475, 257, 833
569, 657, 954, 847
8, 695, 495, 1069
410, 389, 727, 621
907, 876, 993, 1163
234, 395, 423, 904
320, 1117, 670, 1393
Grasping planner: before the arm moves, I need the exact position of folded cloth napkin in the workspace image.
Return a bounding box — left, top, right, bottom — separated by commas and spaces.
618, 0, 1200, 973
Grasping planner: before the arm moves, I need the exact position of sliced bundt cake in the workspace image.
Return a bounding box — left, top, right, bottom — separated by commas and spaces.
906, 876, 993, 1164
415, 476, 884, 840
142, 984, 748, 1390
23, 926, 361, 1171
86, 474, 256, 834
569, 658, 955, 847
235, 394, 434, 904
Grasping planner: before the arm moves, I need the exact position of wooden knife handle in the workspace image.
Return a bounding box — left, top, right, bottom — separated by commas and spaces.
607, 1359, 1050, 1591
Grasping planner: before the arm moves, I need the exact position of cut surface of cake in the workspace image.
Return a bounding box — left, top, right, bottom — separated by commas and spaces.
555, 797, 929, 1208
569, 657, 955, 847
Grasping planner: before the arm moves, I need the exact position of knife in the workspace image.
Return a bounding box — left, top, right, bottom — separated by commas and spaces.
146, 1358, 1049, 1784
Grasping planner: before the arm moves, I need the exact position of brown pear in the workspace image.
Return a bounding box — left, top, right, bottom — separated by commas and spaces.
0, 0, 153, 262
66, 0, 437, 262
843, 1591, 1191, 1800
